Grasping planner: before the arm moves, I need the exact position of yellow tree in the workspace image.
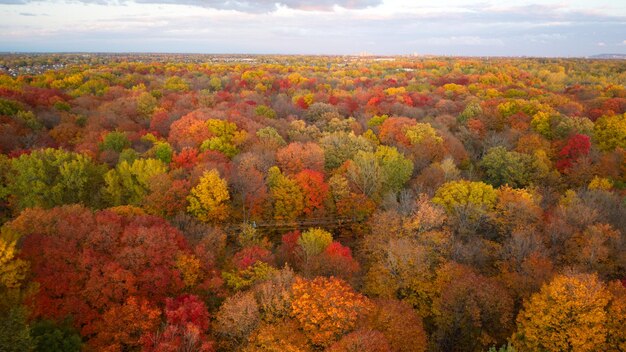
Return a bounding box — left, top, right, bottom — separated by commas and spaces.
513, 273, 626, 352
0, 238, 28, 289
187, 169, 230, 223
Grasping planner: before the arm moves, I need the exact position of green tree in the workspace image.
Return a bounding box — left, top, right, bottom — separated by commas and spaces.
8, 149, 106, 211
375, 145, 414, 194
480, 147, 535, 188
31, 319, 82, 352
200, 119, 247, 158
319, 132, 374, 171
103, 158, 167, 206
0, 305, 33, 352
99, 131, 130, 153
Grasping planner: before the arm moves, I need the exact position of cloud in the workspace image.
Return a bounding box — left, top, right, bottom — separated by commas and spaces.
0, 0, 382, 12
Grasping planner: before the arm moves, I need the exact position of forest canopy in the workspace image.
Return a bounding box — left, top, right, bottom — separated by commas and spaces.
0, 54, 625, 352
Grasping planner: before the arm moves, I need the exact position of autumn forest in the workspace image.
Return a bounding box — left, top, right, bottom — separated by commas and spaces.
0, 54, 625, 352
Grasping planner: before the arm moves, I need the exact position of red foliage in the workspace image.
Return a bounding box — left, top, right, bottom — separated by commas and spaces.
15, 206, 188, 336
322, 241, 360, 278
232, 246, 274, 270
171, 147, 199, 170
164, 294, 210, 331
556, 134, 591, 172
143, 294, 215, 352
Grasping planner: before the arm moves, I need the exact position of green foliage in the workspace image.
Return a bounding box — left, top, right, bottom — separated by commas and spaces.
0, 305, 33, 352
347, 145, 412, 199
153, 142, 173, 164
15, 111, 43, 131
375, 145, 414, 194
256, 126, 286, 147
31, 319, 82, 352
53, 101, 71, 112
480, 146, 535, 188
8, 148, 106, 210
71, 78, 108, 97
255, 105, 277, 119
458, 101, 482, 123
200, 119, 246, 158
320, 132, 374, 171
118, 148, 139, 165
0, 98, 23, 116
99, 131, 130, 153
103, 158, 167, 206
367, 114, 389, 127
223, 261, 277, 291
209, 76, 222, 91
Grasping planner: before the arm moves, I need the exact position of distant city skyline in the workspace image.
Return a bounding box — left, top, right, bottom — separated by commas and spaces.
1, 0, 625, 57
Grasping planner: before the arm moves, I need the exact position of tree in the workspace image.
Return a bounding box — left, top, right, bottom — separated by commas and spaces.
347, 146, 413, 199
9, 206, 188, 337
267, 166, 305, 221
433, 263, 514, 352
375, 145, 414, 194
294, 170, 329, 216
360, 299, 428, 352
89, 297, 161, 351
104, 158, 167, 206
556, 134, 591, 172
200, 118, 247, 158
99, 131, 130, 153
214, 291, 260, 347
432, 180, 497, 214
327, 330, 391, 352
144, 294, 214, 352
0, 305, 33, 352
8, 148, 106, 211
290, 276, 369, 347
276, 142, 325, 175
0, 238, 28, 289
480, 146, 535, 188
297, 228, 333, 260
513, 273, 626, 352
404, 122, 443, 145
168, 112, 212, 150
187, 169, 230, 223
30, 318, 83, 352
142, 173, 190, 218
594, 113, 626, 151
319, 132, 373, 171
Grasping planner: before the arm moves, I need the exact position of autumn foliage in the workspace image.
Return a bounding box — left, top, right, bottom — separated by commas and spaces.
1, 54, 625, 351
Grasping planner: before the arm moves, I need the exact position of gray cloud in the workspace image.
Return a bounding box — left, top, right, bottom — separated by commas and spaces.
0, 0, 382, 12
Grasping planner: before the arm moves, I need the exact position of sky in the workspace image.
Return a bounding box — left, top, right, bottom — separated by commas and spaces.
0, 0, 625, 56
